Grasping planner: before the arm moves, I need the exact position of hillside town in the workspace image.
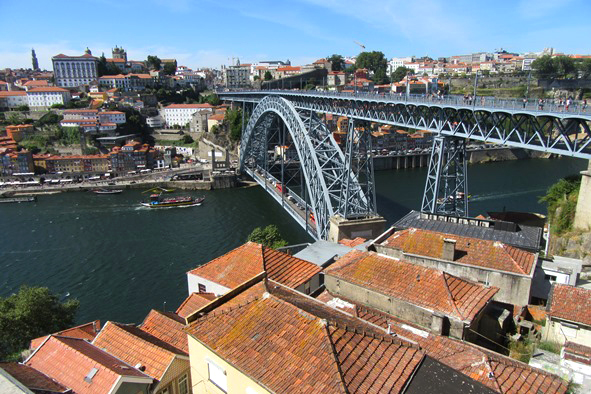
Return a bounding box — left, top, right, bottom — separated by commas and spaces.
1, 40, 591, 394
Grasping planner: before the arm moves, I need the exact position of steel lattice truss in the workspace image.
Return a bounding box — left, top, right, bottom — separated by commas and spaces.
422, 136, 468, 216
240, 96, 373, 240
222, 91, 591, 159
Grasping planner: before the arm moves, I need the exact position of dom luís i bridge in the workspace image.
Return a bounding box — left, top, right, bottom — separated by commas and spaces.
218, 89, 591, 241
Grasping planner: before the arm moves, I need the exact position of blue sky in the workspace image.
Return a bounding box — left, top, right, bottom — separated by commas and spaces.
0, 0, 589, 70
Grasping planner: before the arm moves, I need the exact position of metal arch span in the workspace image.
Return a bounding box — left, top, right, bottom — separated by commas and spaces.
240, 96, 374, 240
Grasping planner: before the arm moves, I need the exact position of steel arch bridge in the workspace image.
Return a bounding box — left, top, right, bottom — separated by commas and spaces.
240, 95, 376, 240
222, 90, 591, 234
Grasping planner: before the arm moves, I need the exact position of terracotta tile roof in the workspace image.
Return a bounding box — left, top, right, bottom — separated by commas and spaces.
27, 87, 69, 93
382, 228, 537, 275
176, 292, 216, 318
318, 291, 568, 394
186, 281, 424, 393
0, 91, 27, 96
92, 321, 185, 381
64, 109, 97, 113
140, 310, 188, 352
0, 362, 68, 393
164, 103, 213, 109
30, 320, 101, 350
325, 250, 498, 322
26, 336, 150, 394
24, 80, 49, 87
188, 242, 321, 289
547, 284, 591, 326
208, 113, 224, 121
564, 342, 591, 366
338, 237, 366, 247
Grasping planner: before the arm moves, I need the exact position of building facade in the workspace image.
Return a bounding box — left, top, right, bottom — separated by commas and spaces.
26, 87, 71, 109
163, 104, 213, 127
52, 50, 98, 87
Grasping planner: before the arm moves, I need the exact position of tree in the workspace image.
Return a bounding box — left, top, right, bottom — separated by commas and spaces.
225, 108, 243, 141
146, 55, 161, 71
163, 62, 177, 76
181, 134, 194, 144
553, 56, 576, 78
247, 224, 288, 249
531, 55, 556, 79
355, 51, 388, 80
264, 71, 273, 81
327, 54, 345, 72
391, 66, 414, 83
15, 105, 30, 112
578, 58, 591, 78
0, 286, 79, 360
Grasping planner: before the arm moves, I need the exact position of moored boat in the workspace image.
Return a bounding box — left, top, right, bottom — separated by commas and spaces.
92, 189, 123, 194
141, 194, 204, 208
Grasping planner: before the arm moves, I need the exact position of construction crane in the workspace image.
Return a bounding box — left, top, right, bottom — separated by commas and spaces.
354, 41, 366, 52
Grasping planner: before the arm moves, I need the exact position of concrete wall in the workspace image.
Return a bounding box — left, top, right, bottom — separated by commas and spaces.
374, 245, 533, 306
328, 215, 387, 243
324, 274, 466, 339
543, 319, 591, 346
115, 382, 150, 394
187, 274, 230, 296
574, 161, 591, 230
188, 335, 271, 394
295, 272, 322, 295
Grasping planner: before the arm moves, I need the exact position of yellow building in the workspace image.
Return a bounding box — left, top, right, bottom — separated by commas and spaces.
44, 154, 110, 174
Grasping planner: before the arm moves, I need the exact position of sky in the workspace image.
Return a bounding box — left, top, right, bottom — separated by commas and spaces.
0, 0, 589, 70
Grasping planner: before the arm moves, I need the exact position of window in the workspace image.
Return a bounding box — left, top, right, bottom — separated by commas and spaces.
207, 359, 227, 392
545, 274, 557, 282
178, 374, 189, 394
198, 283, 207, 293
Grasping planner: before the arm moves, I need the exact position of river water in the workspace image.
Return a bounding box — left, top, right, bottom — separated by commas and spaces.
0, 157, 586, 324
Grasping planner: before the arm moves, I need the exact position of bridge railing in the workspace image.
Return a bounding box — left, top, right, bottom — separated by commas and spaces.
219, 89, 591, 117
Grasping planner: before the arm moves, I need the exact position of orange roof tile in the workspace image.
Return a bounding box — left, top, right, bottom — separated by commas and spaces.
30, 320, 101, 350
318, 291, 568, 394
92, 321, 185, 381
0, 91, 27, 96
27, 87, 69, 93
24, 80, 49, 87
548, 284, 591, 326
176, 292, 216, 318
325, 250, 498, 322
140, 310, 188, 352
186, 281, 424, 393
0, 362, 68, 393
382, 228, 537, 275
208, 113, 224, 121
188, 242, 321, 289
164, 103, 213, 109
26, 336, 151, 394
338, 237, 366, 247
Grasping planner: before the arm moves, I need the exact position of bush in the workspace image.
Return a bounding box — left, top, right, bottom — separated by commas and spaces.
247, 225, 288, 249
539, 176, 581, 235
181, 134, 194, 144
537, 341, 561, 354
15, 105, 29, 112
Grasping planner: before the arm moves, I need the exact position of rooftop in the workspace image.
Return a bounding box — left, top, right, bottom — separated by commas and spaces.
324, 250, 498, 322
317, 291, 568, 394
92, 321, 186, 381
394, 210, 543, 251
27, 87, 69, 93
139, 309, 188, 353
547, 284, 591, 326
30, 320, 101, 350
176, 292, 216, 319
164, 103, 213, 109
0, 362, 68, 393
185, 280, 424, 393
26, 336, 151, 393
188, 242, 321, 289
381, 227, 537, 275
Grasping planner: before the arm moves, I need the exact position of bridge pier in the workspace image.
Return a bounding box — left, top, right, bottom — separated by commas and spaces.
574, 160, 591, 230
328, 214, 387, 243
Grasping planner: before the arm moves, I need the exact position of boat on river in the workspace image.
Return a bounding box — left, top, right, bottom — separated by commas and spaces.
92, 189, 123, 194
141, 194, 204, 208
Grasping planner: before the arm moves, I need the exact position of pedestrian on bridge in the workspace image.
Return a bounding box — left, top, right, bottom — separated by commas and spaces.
522, 98, 527, 109
538, 99, 544, 110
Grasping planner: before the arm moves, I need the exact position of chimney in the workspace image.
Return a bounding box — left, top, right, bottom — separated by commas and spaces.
442, 238, 456, 261
431, 312, 445, 334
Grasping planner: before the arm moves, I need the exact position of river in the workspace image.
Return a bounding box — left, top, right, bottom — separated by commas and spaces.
0, 157, 586, 324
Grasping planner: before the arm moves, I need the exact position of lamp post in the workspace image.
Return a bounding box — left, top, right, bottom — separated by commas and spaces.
472, 70, 480, 107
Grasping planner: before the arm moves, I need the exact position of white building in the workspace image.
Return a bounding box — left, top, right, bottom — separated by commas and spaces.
0, 91, 28, 109
388, 57, 416, 74
26, 87, 71, 109
163, 103, 213, 127
147, 116, 164, 128
63, 109, 98, 120
52, 50, 98, 87
223, 65, 251, 88
98, 111, 126, 124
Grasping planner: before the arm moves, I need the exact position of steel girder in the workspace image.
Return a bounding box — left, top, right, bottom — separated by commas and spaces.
222, 92, 591, 159
421, 136, 468, 216
240, 96, 372, 240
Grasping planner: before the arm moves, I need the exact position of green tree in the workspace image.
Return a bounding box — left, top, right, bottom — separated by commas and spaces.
531, 55, 556, 79
163, 62, 177, 76
327, 54, 345, 72
146, 55, 161, 71
539, 175, 581, 235
15, 105, 30, 112
355, 51, 388, 80
0, 286, 79, 360
553, 56, 576, 78
247, 224, 288, 249
264, 71, 273, 81
181, 134, 194, 144
391, 66, 414, 83
225, 108, 243, 141
578, 58, 591, 78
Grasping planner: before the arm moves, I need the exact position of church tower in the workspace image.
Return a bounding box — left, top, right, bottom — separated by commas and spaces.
31, 48, 39, 71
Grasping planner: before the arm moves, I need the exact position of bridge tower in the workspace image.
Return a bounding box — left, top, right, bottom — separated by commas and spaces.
421, 136, 468, 216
